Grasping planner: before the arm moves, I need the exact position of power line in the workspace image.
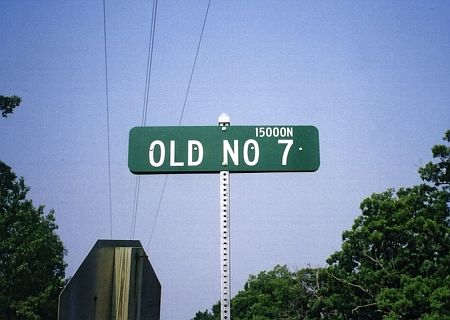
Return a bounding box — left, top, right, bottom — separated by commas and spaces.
146, 174, 168, 248
131, 0, 158, 239
130, 175, 141, 239
102, 0, 113, 239
178, 0, 212, 125
146, 0, 212, 248
143, 0, 158, 126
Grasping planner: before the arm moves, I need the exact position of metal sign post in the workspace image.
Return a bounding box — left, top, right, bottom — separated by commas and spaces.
218, 114, 231, 320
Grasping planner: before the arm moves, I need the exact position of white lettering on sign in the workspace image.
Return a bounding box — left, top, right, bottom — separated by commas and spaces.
147, 136, 296, 169
170, 141, 184, 166
243, 139, 259, 166
223, 139, 261, 167
255, 127, 293, 138
149, 140, 165, 167
278, 139, 293, 165
188, 140, 203, 166
149, 140, 204, 168
223, 140, 239, 166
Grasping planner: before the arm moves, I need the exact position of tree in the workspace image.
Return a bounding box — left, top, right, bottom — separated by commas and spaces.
191, 302, 220, 320
0, 161, 66, 320
322, 130, 450, 319
0, 95, 21, 118
192, 265, 325, 320
192, 130, 450, 319
233, 265, 324, 320
419, 130, 450, 190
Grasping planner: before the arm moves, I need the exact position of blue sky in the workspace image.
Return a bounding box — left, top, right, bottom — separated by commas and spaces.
1, 1, 449, 319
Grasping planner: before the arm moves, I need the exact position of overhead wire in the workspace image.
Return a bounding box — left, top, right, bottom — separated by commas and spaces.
146, 175, 168, 247
102, 0, 113, 239
178, 0, 212, 126
146, 0, 212, 248
130, 0, 158, 239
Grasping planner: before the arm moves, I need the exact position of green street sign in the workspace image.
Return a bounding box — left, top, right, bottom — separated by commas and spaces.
128, 125, 319, 174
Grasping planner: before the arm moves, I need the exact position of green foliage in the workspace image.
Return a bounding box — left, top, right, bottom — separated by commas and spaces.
0, 95, 21, 118
419, 130, 450, 190
232, 265, 305, 319
192, 310, 215, 320
191, 302, 220, 320
323, 130, 450, 319
0, 161, 66, 320
193, 130, 450, 319
193, 265, 325, 320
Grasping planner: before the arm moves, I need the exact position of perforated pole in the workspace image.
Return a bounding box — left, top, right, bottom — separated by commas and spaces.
220, 170, 230, 320
218, 113, 231, 320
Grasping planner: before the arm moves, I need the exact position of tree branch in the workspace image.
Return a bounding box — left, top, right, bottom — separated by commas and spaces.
361, 251, 385, 270
352, 302, 378, 313
325, 268, 374, 298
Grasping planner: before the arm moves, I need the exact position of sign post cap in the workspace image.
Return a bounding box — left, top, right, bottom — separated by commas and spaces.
218, 113, 230, 125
